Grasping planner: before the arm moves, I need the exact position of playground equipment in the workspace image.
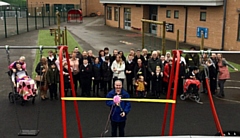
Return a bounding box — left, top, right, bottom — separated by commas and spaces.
141, 19, 166, 55
59, 46, 240, 137
50, 11, 68, 46
1, 45, 58, 136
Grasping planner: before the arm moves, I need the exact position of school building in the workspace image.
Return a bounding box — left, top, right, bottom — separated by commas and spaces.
27, 0, 104, 17
100, 0, 240, 50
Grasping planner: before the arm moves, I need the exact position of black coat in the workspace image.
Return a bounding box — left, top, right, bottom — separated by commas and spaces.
134, 64, 146, 80
125, 61, 135, 79
101, 62, 112, 81
79, 64, 93, 80
92, 64, 102, 81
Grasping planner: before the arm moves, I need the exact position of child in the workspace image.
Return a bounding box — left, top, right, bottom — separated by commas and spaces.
152, 66, 163, 98
47, 63, 59, 100
184, 66, 201, 93
135, 75, 147, 97
63, 62, 71, 97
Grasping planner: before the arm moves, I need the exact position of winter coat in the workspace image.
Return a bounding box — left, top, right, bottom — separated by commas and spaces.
218, 60, 234, 80
111, 60, 126, 79
134, 64, 146, 80
106, 89, 131, 122
92, 63, 102, 81
79, 64, 93, 80
147, 58, 163, 74
163, 63, 172, 83
125, 61, 135, 79
101, 62, 112, 81
46, 68, 59, 84
185, 53, 200, 68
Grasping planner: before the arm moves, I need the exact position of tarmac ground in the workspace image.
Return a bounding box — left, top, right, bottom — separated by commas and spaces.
0, 16, 240, 138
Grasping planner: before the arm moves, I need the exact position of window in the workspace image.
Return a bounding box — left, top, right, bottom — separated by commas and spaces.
174, 10, 179, 19
107, 6, 112, 20
114, 7, 119, 21
200, 6, 207, 10
166, 10, 171, 18
238, 14, 240, 41
200, 12, 206, 21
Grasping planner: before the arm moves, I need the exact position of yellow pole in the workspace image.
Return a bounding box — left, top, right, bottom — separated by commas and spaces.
162, 21, 166, 55
176, 29, 179, 49
201, 33, 204, 50
142, 20, 145, 49
62, 31, 65, 45
65, 26, 68, 45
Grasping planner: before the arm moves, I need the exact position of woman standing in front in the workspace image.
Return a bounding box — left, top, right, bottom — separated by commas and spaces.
35, 57, 49, 100
217, 54, 238, 98
69, 51, 80, 96
111, 54, 126, 86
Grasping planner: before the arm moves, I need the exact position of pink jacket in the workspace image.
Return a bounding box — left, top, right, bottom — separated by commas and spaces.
218, 60, 233, 80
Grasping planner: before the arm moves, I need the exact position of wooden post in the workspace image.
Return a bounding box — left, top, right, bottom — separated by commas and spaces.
54, 29, 57, 45
176, 29, 179, 49
62, 31, 65, 45
201, 33, 204, 50
65, 26, 68, 45
56, 11, 61, 45
162, 21, 166, 55
142, 20, 145, 49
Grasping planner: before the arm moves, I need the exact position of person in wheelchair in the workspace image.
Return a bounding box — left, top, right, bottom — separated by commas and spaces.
183, 66, 201, 94
11, 62, 37, 100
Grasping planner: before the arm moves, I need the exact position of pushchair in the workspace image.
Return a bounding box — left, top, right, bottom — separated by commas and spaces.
7, 70, 37, 106
180, 79, 201, 103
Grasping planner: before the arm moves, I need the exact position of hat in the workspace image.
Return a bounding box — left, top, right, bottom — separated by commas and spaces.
104, 47, 109, 51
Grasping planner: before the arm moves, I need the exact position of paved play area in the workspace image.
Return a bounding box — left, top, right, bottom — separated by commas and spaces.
0, 16, 240, 138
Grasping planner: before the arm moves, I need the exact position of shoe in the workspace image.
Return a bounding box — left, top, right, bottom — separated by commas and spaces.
55, 97, 58, 100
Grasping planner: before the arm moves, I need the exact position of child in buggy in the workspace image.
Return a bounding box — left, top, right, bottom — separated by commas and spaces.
180, 66, 201, 102
9, 62, 38, 105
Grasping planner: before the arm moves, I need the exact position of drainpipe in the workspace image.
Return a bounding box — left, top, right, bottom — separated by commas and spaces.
118, 6, 120, 28
104, 4, 106, 25
221, 0, 227, 50
184, 6, 188, 43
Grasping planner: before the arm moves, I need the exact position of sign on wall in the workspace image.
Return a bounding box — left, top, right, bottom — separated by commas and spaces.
166, 23, 174, 33
197, 27, 208, 39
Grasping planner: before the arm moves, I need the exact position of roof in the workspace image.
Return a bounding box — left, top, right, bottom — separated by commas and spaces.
0, 1, 10, 6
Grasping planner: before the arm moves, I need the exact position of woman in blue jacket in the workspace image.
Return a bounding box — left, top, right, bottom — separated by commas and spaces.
106, 80, 131, 137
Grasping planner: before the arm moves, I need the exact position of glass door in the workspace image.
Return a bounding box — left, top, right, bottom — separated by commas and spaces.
124, 8, 131, 30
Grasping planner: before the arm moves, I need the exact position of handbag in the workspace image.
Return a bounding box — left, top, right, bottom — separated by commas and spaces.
34, 75, 43, 82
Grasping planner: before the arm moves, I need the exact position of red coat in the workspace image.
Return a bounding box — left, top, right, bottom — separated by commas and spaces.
163, 63, 171, 83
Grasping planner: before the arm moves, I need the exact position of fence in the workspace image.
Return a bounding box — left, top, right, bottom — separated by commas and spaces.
0, 4, 80, 39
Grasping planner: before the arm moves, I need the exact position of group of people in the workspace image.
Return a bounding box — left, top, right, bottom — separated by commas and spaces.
7, 46, 239, 137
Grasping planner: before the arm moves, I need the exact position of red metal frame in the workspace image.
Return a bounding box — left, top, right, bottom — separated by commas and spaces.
59, 46, 83, 138
161, 50, 224, 136
58, 47, 223, 137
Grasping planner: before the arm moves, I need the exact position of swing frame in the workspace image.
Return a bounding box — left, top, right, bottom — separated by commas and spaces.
2, 45, 58, 136
141, 19, 166, 55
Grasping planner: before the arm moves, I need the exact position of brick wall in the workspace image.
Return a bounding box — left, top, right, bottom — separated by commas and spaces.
158, 6, 186, 42
28, 0, 104, 17
224, 0, 240, 50
186, 6, 223, 49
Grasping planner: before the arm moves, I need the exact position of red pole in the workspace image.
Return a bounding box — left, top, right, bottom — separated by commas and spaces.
65, 49, 83, 138
205, 78, 224, 136
59, 46, 67, 138
169, 50, 181, 136
161, 51, 177, 136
